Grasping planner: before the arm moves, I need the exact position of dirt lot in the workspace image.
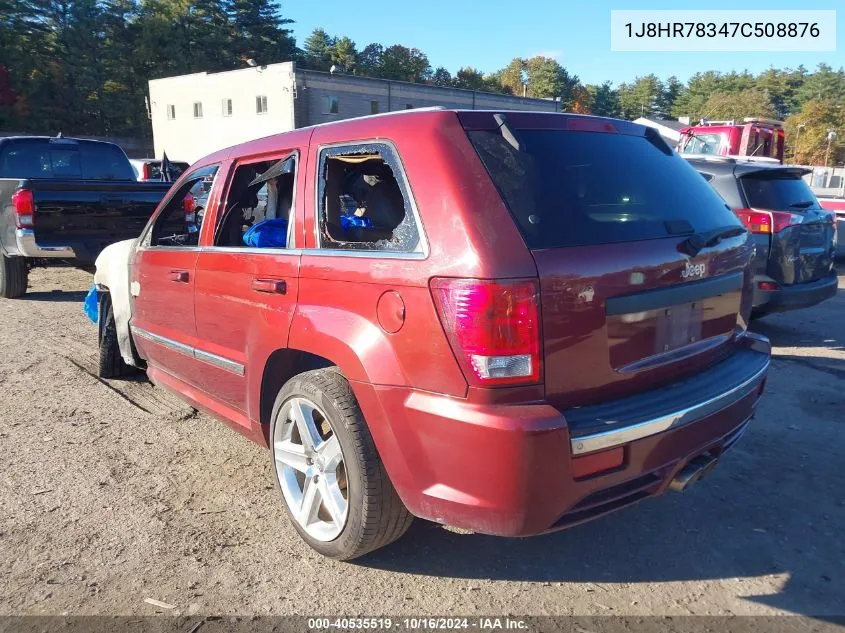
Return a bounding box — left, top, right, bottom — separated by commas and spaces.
0, 266, 843, 617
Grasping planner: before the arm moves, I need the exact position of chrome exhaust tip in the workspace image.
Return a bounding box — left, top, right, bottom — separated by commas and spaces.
670, 455, 719, 492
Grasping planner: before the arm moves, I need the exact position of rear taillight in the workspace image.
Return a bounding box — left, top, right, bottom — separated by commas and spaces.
758, 281, 780, 291
142, 163, 151, 181
735, 208, 802, 234
430, 278, 541, 387
771, 211, 804, 233
183, 193, 196, 223
11, 189, 34, 228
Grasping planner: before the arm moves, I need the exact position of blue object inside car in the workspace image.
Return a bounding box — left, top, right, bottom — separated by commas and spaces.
243, 218, 288, 248
341, 214, 373, 230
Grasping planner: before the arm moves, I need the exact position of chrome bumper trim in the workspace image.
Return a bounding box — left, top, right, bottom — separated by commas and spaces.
570, 359, 770, 455
15, 229, 74, 258
130, 326, 244, 376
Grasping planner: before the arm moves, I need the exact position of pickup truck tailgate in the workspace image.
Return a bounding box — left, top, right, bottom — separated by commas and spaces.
30, 179, 171, 261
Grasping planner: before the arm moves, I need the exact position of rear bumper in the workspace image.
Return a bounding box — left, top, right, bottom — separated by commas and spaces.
14, 229, 75, 259
354, 333, 771, 537
752, 273, 838, 314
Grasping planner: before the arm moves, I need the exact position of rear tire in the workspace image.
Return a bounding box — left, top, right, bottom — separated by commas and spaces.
98, 296, 134, 378
0, 254, 28, 298
269, 368, 413, 560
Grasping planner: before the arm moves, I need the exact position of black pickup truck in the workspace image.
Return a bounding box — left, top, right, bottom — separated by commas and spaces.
0, 136, 172, 298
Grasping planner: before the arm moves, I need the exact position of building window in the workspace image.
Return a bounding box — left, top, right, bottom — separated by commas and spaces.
193, 102, 203, 119
324, 95, 339, 115
405, 103, 414, 110
370, 101, 380, 115
256, 95, 268, 114
222, 99, 233, 117
167, 105, 176, 120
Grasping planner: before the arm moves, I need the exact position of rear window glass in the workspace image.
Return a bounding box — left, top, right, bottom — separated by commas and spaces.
0, 140, 134, 180
467, 130, 740, 249
741, 173, 821, 212
79, 143, 135, 180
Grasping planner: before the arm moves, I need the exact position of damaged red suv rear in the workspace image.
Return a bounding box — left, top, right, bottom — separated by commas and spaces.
95, 109, 770, 560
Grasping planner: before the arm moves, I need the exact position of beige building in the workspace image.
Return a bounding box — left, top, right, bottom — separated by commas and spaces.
148, 62, 558, 163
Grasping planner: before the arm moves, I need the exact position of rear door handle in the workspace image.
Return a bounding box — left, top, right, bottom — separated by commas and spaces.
169, 270, 189, 283
252, 278, 286, 294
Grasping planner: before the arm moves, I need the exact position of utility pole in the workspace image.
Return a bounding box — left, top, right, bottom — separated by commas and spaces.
825, 129, 837, 186
792, 123, 805, 164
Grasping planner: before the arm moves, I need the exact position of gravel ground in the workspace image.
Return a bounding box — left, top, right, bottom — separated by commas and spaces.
0, 265, 843, 617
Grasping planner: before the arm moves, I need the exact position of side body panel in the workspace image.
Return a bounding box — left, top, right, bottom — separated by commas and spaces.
193, 141, 309, 422
131, 247, 204, 387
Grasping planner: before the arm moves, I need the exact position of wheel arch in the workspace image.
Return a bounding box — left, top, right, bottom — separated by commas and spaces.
258, 348, 336, 429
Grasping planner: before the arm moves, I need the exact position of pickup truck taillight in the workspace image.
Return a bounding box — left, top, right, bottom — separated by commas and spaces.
735, 208, 802, 234
11, 189, 34, 228
430, 278, 541, 386
183, 193, 196, 223
142, 163, 151, 181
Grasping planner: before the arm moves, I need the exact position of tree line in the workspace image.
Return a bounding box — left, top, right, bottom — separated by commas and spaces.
1, 2, 843, 165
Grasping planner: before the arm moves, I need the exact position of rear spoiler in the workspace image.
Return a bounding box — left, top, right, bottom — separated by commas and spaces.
734, 166, 812, 179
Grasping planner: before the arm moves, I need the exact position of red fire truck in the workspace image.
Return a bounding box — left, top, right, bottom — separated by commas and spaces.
678, 118, 785, 163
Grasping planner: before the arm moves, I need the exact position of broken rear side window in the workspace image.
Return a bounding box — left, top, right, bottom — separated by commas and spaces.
316, 143, 420, 253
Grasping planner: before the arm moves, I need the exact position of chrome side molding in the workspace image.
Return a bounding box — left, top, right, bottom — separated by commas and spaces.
130, 326, 245, 376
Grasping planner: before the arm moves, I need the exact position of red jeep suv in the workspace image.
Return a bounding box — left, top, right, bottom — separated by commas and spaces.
94, 109, 771, 560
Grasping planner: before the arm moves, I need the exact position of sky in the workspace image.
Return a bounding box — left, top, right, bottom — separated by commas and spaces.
285, 0, 844, 86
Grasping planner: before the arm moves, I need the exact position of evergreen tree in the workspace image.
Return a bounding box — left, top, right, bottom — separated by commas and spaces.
587, 82, 620, 118
303, 28, 334, 70
226, 0, 295, 66
618, 75, 664, 120
330, 36, 357, 73
431, 67, 452, 87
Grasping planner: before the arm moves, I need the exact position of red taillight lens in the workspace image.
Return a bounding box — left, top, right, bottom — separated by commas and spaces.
736, 208, 803, 234
183, 193, 196, 223
770, 210, 803, 233
735, 209, 771, 234
758, 281, 780, 291
11, 189, 34, 228
142, 163, 151, 180
430, 278, 541, 386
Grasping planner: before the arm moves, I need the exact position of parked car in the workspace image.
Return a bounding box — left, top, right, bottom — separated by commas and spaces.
816, 196, 845, 257
129, 158, 190, 182
688, 156, 838, 316
93, 110, 770, 560
0, 136, 172, 298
